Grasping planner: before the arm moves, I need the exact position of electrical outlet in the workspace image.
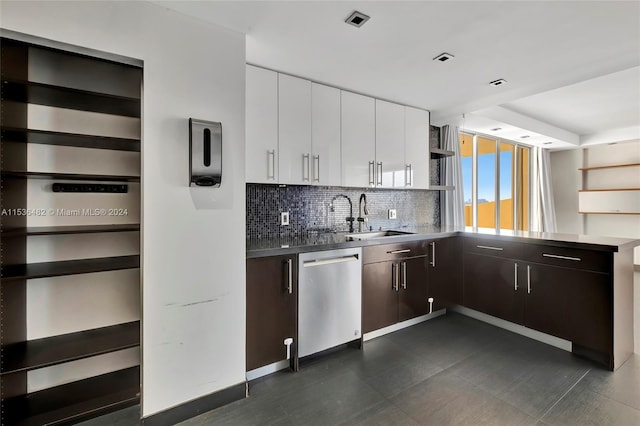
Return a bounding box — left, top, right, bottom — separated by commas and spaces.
281, 211, 290, 226
388, 209, 397, 219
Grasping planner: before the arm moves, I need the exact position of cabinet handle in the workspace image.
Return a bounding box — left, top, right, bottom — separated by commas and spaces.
401, 261, 407, 289
368, 161, 375, 186
476, 245, 503, 251
387, 249, 411, 254
377, 162, 383, 186
392, 263, 399, 291
405, 164, 413, 187
302, 154, 310, 181
313, 155, 320, 182
527, 265, 531, 294
514, 263, 518, 291
267, 150, 276, 180
287, 258, 293, 294
430, 242, 436, 267
542, 253, 581, 262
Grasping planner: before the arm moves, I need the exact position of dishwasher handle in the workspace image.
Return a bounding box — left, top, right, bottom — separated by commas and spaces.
303, 254, 359, 268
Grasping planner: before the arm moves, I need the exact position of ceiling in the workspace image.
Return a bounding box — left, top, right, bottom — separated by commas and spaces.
155, 1, 640, 149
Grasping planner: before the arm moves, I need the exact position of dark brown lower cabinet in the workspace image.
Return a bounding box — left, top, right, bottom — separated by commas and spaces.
246, 255, 297, 371
525, 262, 611, 352
363, 254, 429, 333
362, 261, 398, 333
427, 237, 462, 310
463, 252, 524, 325
398, 257, 429, 322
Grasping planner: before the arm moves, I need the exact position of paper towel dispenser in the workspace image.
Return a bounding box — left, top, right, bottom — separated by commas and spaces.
189, 118, 222, 187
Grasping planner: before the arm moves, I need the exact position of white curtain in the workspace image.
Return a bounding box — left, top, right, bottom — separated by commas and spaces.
531, 146, 557, 232
442, 125, 466, 230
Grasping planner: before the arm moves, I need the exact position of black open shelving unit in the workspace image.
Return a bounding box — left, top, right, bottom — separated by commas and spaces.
1, 37, 143, 425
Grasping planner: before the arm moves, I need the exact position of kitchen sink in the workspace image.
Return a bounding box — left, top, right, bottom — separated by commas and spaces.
344, 230, 414, 241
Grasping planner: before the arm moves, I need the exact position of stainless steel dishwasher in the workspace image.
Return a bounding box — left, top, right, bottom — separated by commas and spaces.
298, 248, 362, 358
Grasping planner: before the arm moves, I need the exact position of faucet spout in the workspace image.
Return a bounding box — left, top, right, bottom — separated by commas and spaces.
331, 194, 355, 233
357, 193, 369, 233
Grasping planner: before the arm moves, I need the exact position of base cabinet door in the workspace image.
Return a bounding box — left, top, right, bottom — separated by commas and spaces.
427, 237, 461, 310
363, 262, 398, 333
525, 263, 612, 352
398, 256, 429, 322
463, 252, 524, 324
246, 255, 297, 371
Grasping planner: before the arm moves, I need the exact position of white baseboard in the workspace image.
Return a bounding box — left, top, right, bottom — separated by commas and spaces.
450, 305, 572, 352
246, 359, 290, 382
363, 309, 446, 341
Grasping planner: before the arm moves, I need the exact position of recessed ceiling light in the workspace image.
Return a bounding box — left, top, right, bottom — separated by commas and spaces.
489, 79, 507, 87
520, 135, 530, 139
490, 127, 502, 131
345, 11, 370, 28
433, 52, 455, 62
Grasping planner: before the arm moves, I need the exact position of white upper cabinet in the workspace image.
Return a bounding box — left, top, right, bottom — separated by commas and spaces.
375, 100, 406, 188
278, 74, 311, 184
341, 91, 375, 188
311, 83, 341, 186
246, 65, 278, 183
404, 107, 430, 189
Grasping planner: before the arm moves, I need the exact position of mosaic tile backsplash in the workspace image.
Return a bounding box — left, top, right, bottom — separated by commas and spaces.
247, 184, 440, 239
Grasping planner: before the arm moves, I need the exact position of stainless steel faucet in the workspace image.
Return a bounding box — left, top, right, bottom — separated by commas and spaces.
357, 193, 369, 232
330, 194, 355, 233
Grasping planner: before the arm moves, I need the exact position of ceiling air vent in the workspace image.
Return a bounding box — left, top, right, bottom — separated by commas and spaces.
490, 127, 502, 131
520, 135, 531, 139
433, 52, 455, 62
489, 79, 507, 87
345, 11, 370, 28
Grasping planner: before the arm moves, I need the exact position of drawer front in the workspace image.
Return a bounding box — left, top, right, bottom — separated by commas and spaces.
363, 240, 429, 264
526, 245, 611, 274
463, 237, 526, 260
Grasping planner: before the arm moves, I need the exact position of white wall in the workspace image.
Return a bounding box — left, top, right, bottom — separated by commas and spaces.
551, 140, 640, 354
0, 0, 246, 418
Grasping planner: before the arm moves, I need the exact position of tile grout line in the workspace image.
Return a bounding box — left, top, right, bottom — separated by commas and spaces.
538, 368, 591, 422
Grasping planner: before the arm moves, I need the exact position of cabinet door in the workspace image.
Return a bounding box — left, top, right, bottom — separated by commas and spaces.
311, 83, 341, 186
246, 65, 278, 183
398, 257, 429, 322
278, 74, 311, 184
463, 252, 524, 324
246, 255, 297, 371
525, 263, 612, 352
375, 100, 405, 188
363, 261, 398, 333
404, 107, 430, 189
428, 237, 462, 310
341, 91, 375, 187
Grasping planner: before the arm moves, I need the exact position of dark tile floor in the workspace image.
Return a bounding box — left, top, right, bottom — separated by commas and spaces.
80, 313, 640, 425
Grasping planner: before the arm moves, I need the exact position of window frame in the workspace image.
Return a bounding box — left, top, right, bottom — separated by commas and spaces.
461, 131, 532, 231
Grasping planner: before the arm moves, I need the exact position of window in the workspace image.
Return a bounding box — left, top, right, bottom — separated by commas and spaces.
460, 133, 530, 231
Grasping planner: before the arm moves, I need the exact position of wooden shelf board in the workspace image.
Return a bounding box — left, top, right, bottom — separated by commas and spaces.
578, 188, 640, 192
1, 171, 140, 182
1, 255, 140, 281
579, 212, 640, 215
2, 79, 141, 118
2, 224, 140, 237
430, 148, 455, 158
1, 127, 140, 152
579, 163, 640, 171
1, 321, 140, 374
2, 366, 140, 426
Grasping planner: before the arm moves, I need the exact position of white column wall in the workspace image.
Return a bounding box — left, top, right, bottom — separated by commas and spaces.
0, 0, 246, 417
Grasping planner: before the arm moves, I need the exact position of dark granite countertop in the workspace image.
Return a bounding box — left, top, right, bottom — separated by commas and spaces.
247, 226, 640, 258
